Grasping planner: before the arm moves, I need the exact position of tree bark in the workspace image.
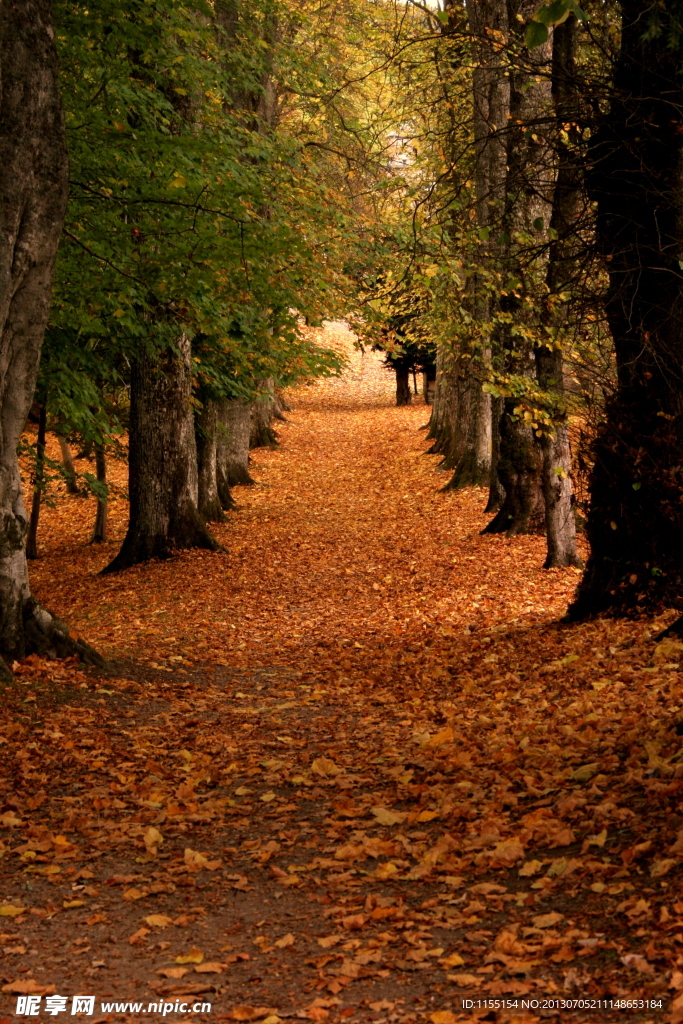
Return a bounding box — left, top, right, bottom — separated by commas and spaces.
444, 0, 509, 493
0, 1, 101, 669
568, 0, 683, 617
395, 366, 412, 406
57, 434, 79, 494
249, 379, 279, 449
484, 0, 553, 534
103, 333, 222, 573
536, 15, 582, 569
445, 383, 491, 489
425, 344, 465, 469
217, 399, 254, 492
485, 396, 506, 513
482, 414, 545, 535
91, 444, 108, 543
196, 398, 226, 523
26, 402, 47, 560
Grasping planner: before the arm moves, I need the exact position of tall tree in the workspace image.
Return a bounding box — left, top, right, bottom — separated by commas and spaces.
0, 1, 98, 669
535, 13, 582, 568
569, 0, 683, 616
444, 0, 508, 493
484, 0, 553, 536
103, 335, 221, 574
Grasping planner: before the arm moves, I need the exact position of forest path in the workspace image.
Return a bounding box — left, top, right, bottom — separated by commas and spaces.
1, 325, 677, 1023
31, 321, 576, 673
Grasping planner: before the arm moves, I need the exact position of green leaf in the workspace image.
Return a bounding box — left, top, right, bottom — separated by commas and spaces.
435, 10, 449, 24
532, 217, 544, 231
525, 20, 549, 48
534, 0, 570, 26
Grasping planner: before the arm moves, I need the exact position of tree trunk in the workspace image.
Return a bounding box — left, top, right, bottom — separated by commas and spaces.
395, 366, 412, 406
57, 434, 79, 494
484, 395, 506, 513
90, 444, 108, 543
425, 344, 466, 470
249, 379, 278, 449
482, 413, 545, 535
217, 399, 254, 491
445, 383, 491, 489
569, 0, 683, 618
196, 399, 226, 523
26, 402, 47, 560
103, 334, 221, 573
536, 15, 582, 569
0, 1, 101, 670
443, 0, 509, 493
272, 389, 289, 421
484, 0, 553, 534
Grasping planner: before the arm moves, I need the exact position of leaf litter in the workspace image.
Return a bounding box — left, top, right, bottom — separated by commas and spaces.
1, 324, 681, 1022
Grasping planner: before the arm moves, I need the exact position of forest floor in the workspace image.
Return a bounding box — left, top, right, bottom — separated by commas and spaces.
2, 324, 683, 1024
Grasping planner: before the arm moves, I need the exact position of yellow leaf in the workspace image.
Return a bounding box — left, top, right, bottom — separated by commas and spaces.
274, 933, 295, 948
447, 973, 479, 987
371, 806, 407, 826
169, 174, 188, 189
654, 638, 683, 664
175, 946, 204, 964
651, 858, 677, 878
430, 1013, 458, 1024
195, 962, 225, 973
584, 828, 608, 849
438, 953, 465, 968
532, 911, 564, 929
144, 914, 173, 928
425, 726, 454, 748
184, 848, 222, 872
0, 904, 26, 917
416, 810, 439, 823
62, 900, 85, 909
260, 792, 276, 803
518, 859, 543, 877
571, 762, 599, 783
374, 861, 399, 880
122, 887, 146, 901
144, 827, 163, 849
311, 756, 340, 777
0, 812, 23, 827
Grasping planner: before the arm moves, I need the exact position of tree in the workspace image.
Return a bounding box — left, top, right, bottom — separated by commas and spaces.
102, 335, 221, 573
534, 13, 582, 568
569, 0, 683, 616
0, 1, 100, 670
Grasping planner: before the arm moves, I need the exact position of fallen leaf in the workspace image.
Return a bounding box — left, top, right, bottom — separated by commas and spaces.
0, 905, 26, 917
532, 911, 564, 929
144, 914, 173, 928
175, 946, 204, 964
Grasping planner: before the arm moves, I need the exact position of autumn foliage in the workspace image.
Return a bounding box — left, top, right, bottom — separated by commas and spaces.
0, 331, 680, 1022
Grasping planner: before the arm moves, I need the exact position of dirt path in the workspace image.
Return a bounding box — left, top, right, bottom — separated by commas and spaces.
1, 326, 680, 1023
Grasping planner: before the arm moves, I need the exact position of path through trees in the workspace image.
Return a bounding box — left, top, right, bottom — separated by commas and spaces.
1, 328, 680, 1021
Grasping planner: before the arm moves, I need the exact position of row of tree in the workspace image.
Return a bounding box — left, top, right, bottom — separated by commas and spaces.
0, 0, 407, 671
355, 0, 683, 622
0, 0, 682, 673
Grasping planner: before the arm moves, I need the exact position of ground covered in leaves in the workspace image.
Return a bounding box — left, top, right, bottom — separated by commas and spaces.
2, 325, 683, 1023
